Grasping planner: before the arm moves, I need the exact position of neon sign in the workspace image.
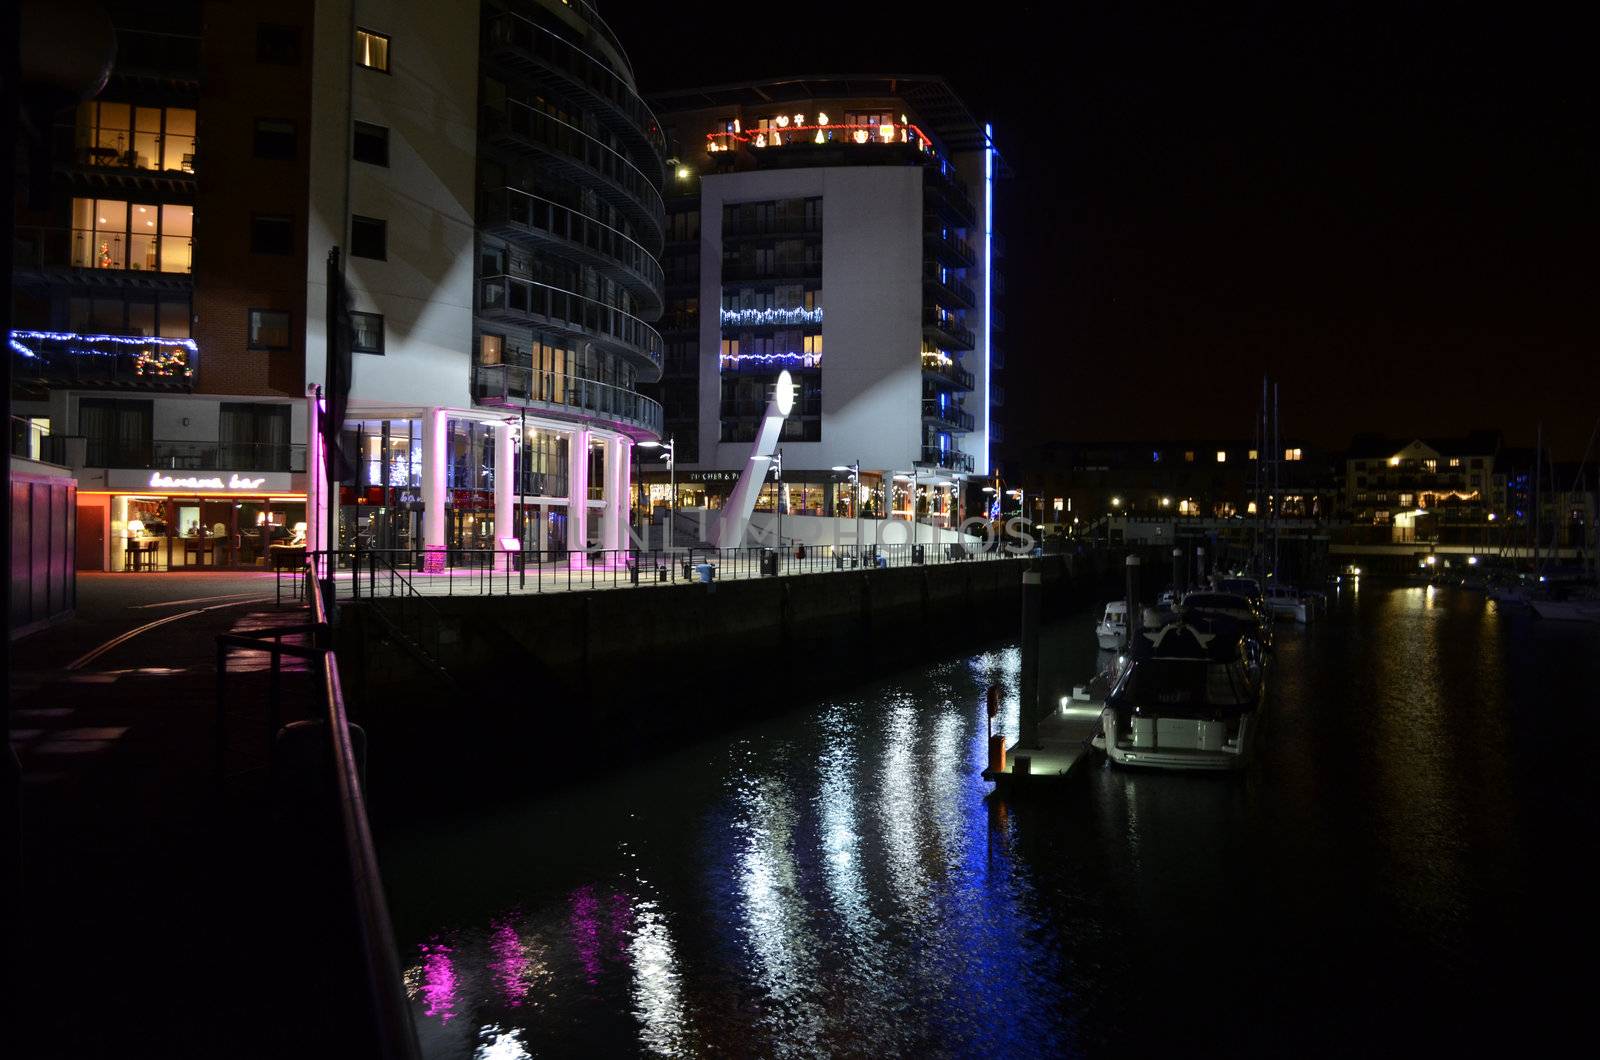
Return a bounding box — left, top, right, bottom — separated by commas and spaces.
148, 472, 268, 491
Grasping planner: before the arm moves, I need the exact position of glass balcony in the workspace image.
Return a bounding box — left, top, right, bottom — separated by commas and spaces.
924, 223, 976, 269
916, 446, 975, 473
478, 275, 662, 377
921, 354, 975, 391
11, 330, 195, 390
480, 186, 663, 314
922, 400, 975, 432
472, 363, 663, 440
922, 307, 975, 351
923, 263, 976, 309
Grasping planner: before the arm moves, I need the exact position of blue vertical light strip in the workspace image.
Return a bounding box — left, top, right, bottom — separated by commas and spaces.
982, 122, 994, 476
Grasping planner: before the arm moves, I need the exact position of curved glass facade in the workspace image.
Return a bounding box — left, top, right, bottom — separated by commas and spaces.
474, 0, 666, 439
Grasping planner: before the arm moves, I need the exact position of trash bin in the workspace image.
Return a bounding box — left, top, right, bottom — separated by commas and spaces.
912, 544, 926, 565
760, 549, 778, 577
628, 561, 640, 584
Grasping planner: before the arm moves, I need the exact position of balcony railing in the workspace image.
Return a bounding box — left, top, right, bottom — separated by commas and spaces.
10, 417, 73, 467
916, 446, 976, 473
13, 226, 194, 281
924, 224, 976, 268
722, 214, 823, 239
80, 440, 305, 472
480, 187, 663, 310
480, 98, 664, 245
924, 160, 976, 225
57, 123, 196, 178
923, 263, 976, 309
478, 274, 662, 374
473, 363, 664, 439
922, 401, 975, 432
482, 11, 663, 162
922, 355, 975, 391
922, 308, 976, 351
721, 259, 822, 283
11, 330, 196, 390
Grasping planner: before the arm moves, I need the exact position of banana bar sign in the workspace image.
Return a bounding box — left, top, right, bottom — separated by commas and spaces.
105, 469, 298, 492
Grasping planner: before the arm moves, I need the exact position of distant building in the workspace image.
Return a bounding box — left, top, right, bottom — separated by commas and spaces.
1018, 439, 1338, 529
1341, 431, 1500, 529
641, 76, 1004, 528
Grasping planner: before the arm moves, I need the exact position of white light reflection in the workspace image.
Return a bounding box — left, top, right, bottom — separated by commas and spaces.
734, 770, 827, 1055
627, 896, 694, 1055
474, 1024, 531, 1060
878, 700, 929, 912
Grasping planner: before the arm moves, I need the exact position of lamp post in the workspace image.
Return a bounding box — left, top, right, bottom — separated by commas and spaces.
831, 461, 862, 561
639, 435, 675, 552
773, 447, 784, 563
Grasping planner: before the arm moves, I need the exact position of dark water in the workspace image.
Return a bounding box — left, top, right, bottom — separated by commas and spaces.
380, 584, 1600, 1057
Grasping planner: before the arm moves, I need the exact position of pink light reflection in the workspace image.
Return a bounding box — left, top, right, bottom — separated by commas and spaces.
570, 886, 602, 985
490, 918, 531, 1007
418, 939, 458, 1022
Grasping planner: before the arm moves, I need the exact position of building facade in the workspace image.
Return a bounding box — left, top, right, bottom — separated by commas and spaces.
641, 77, 1001, 530
302, 0, 663, 561
11, 0, 316, 572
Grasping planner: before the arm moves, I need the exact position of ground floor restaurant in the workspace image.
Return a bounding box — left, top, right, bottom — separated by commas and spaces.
78, 478, 308, 572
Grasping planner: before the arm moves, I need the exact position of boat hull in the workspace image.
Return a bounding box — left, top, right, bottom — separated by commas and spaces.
1530, 600, 1600, 622
1102, 710, 1257, 772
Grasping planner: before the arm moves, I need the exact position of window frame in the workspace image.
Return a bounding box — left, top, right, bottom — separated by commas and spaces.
355, 27, 392, 74
349, 214, 387, 260
252, 118, 297, 161
352, 121, 389, 167
350, 311, 385, 355
247, 308, 292, 351
250, 213, 294, 256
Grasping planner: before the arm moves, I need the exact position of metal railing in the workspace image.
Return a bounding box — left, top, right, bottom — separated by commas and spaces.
925, 224, 977, 268
481, 186, 663, 302
722, 214, 823, 238
216, 563, 420, 1058
472, 364, 664, 436
149, 440, 306, 472
478, 274, 663, 371
922, 401, 976, 431
918, 446, 977, 473
12, 225, 196, 279
9, 416, 73, 466
298, 540, 1018, 599
923, 308, 976, 350
721, 259, 822, 283
922, 357, 975, 391
924, 264, 977, 309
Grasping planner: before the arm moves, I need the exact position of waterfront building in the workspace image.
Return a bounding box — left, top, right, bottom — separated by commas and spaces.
1018, 439, 1339, 530
303, 0, 664, 560
11, 1, 317, 570
639, 77, 1004, 532
1341, 432, 1501, 529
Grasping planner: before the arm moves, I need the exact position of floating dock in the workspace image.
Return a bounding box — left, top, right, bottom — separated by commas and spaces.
983, 687, 1105, 794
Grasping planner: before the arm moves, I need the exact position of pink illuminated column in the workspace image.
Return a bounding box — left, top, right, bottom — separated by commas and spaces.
566, 427, 590, 563
600, 434, 628, 551
422, 408, 447, 555
616, 436, 633, 549
306, 387, 329, 560
494, 421, 514, 566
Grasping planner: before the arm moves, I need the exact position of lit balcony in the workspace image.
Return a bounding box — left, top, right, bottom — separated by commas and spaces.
916, 446, 975, 474
478, 275, 662, 378
10, 330, 195, 391
922, 307, 975, 351
473, 363, 663, 440
921, 354, 975, 392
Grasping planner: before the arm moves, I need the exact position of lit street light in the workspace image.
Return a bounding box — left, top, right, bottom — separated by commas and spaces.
638, 435, 675, 552
831, 461, 862, 562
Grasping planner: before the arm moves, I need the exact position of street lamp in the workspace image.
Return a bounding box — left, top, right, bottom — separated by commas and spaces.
753, 447, 785, 565
831, 461, 862, 560
893, 468, 920, 546
638, 434, 675, 552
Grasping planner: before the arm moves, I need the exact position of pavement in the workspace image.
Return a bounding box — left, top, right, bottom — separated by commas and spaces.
8, 572, 368, 1057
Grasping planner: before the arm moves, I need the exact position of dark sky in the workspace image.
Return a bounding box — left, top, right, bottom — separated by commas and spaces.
612, 1, 1597, 458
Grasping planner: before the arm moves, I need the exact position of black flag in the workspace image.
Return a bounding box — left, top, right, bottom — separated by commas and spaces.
323, 247, 356, 484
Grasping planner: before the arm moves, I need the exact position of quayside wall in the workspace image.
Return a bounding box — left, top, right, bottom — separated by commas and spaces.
336, 550, 1144, 805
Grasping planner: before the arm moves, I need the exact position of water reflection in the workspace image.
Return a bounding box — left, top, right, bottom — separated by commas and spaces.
384, 586, 1600, 1057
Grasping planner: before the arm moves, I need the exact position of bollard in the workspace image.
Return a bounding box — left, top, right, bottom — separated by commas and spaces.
1172, 547, 1183, 600
988, 733, 1007, 774
1195, 546, 1206, 589
1125, 554, 1142, 643
1020, 569, 1042, 749
1013, 754, 1032, 776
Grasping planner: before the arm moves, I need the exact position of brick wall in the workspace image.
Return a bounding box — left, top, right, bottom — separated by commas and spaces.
192, 0, 315, 398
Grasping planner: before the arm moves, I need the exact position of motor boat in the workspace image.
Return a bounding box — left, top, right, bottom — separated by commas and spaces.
1095, 601, 1129, 651
1098, 617, 1265, 771
1182, 590, 1273, 654
1263, 586, 1311, 624
1214, 576, 1265, 615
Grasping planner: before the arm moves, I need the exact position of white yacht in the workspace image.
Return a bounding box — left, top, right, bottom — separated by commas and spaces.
1099, 618, 1265, 771
1264, 586, 1311, 624
1095, 601, 1129, 651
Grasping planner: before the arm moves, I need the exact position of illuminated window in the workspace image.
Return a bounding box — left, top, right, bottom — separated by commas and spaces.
248, 309, 290, 350
1423, 459, 1437, 472
1449, 457, 1461, 467
351, 312, 384, 354
355, 28, 390, 72
1184, 450, 1195, 462
1388, 456, 1401, 467
1216, 450, 1227, 463
803, 334, 821, 354
1284, 448, 1303, 461
1249, 449, 1258, 460
479, 334, 502, 365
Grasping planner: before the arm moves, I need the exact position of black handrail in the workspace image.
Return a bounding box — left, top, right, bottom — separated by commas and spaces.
309, 563, 422, 1060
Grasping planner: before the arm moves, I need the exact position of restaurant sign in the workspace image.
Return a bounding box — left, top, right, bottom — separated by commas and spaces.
107, 469, 299, 493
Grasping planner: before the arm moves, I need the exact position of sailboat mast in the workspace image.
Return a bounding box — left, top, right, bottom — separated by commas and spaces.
1534, 422, 1543, 576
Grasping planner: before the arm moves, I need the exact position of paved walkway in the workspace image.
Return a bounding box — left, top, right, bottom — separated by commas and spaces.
10, 573, 369, 1057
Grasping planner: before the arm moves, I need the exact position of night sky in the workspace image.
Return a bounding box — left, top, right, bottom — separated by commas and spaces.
614, 2, 1596, 458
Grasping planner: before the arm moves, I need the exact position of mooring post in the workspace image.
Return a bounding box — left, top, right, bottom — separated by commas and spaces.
1171, 547, 1183, 600
1195, 546, 1207, 590
1020, 566, 1042, 749
1125, 554, 1141, 644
